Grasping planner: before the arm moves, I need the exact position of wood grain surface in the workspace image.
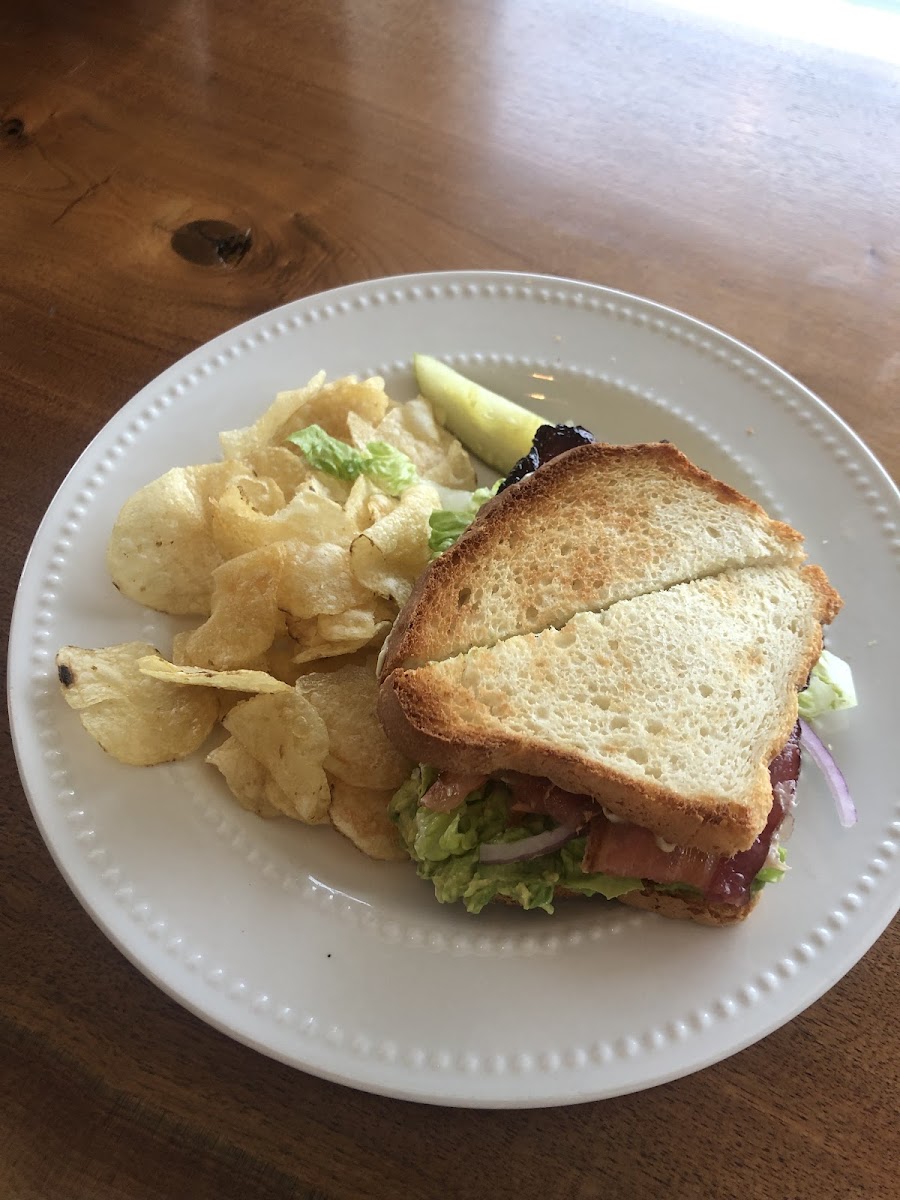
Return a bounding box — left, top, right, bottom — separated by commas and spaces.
2, 1, 897, 1197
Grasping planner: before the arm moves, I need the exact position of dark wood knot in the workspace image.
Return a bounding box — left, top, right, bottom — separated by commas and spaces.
2, 117, 25, 141
170, 219, 253, 267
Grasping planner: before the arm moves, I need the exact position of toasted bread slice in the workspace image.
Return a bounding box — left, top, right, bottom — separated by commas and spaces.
493, 885, 759, 924
379, 564, 841, 857
615, 887, 762, 926
380, 442, 806, 677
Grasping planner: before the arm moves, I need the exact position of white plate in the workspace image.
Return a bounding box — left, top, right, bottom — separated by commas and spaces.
9, 271, 900, 1108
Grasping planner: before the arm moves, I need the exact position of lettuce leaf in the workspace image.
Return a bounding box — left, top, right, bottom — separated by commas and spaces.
362, 441, 420, 496
287, 425, 366, 480
798, 650, 857, 720
650, 882, 703, 898
427, 483, 499, 556
753, 846, 788, 887
287, 425, 419, 496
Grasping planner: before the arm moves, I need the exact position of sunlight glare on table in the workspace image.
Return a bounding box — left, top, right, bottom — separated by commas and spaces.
657, 0, 900, 63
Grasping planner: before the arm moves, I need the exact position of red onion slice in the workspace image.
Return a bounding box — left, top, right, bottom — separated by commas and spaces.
799, 719, 858, 828
479, 824, 578, 865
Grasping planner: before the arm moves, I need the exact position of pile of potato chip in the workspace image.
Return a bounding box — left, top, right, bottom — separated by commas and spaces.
57, 372, 476, 860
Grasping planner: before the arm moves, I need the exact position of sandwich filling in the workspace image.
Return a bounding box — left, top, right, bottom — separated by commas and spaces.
389, 727, 798, 914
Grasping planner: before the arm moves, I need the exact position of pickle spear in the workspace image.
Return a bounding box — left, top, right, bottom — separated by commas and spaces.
414, 354, 544, 473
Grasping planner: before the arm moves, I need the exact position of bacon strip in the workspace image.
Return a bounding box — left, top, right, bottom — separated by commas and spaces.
582, 818, 720, 887
420, 772, 488, 812
504, 772, 598, 829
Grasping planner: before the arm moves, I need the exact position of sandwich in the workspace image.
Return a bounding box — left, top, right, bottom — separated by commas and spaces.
376, 435, 843, 925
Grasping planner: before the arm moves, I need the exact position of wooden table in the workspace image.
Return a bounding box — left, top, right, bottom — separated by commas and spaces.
3, 1, 898, 1196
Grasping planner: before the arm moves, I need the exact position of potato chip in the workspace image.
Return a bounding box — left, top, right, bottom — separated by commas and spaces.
306, 471, 353, 506
343, 474, 402, 533
137, 656, 291, 693
329, 777, 407, 861
233, 473, 286, 514
343, 475, 381, 532
265, 637, 306, 685
207, 737, 283, 818
243, 444, 352, 505
349, 483, 440, 605
57, 642, 218, 765
219, 372, 390, 458
182, 545, 285, 669
219, 371, 327, 458
224, 691, 331, 823
241, 446, 312, 499
292, 630, 390, 666
317, 607, 392, 644
170, 629, 265, 671
373, 399, 476, 489
207, 732, 302, 820
372, 595, 400, 623
270, 634, 390, 679
278, 541, 370, 621
294, 375, 391, 441
295, 663, 412, 790
170, 629, 199, 666
211, 485, 357, 561
368, 492, 398, 523
294, 647, 380, 676
106, 462, 246, 615
285, 598, 393, 665
345, 410, 381, 452
287, 625, 370, 664
169, 631, 259, 718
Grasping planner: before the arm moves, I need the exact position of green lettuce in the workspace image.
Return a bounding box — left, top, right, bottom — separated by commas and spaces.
753, 846, 788, 888
427, 483, 500, 556
363, 441, 420, 495
389, 768, 641, 914
287, 425, 367, 480
651, 882, 703, 898
798, 650, 858, 720
286, 425, 419, 496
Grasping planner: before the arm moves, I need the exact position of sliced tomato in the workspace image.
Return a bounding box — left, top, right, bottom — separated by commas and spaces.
704, 724, 799, 903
